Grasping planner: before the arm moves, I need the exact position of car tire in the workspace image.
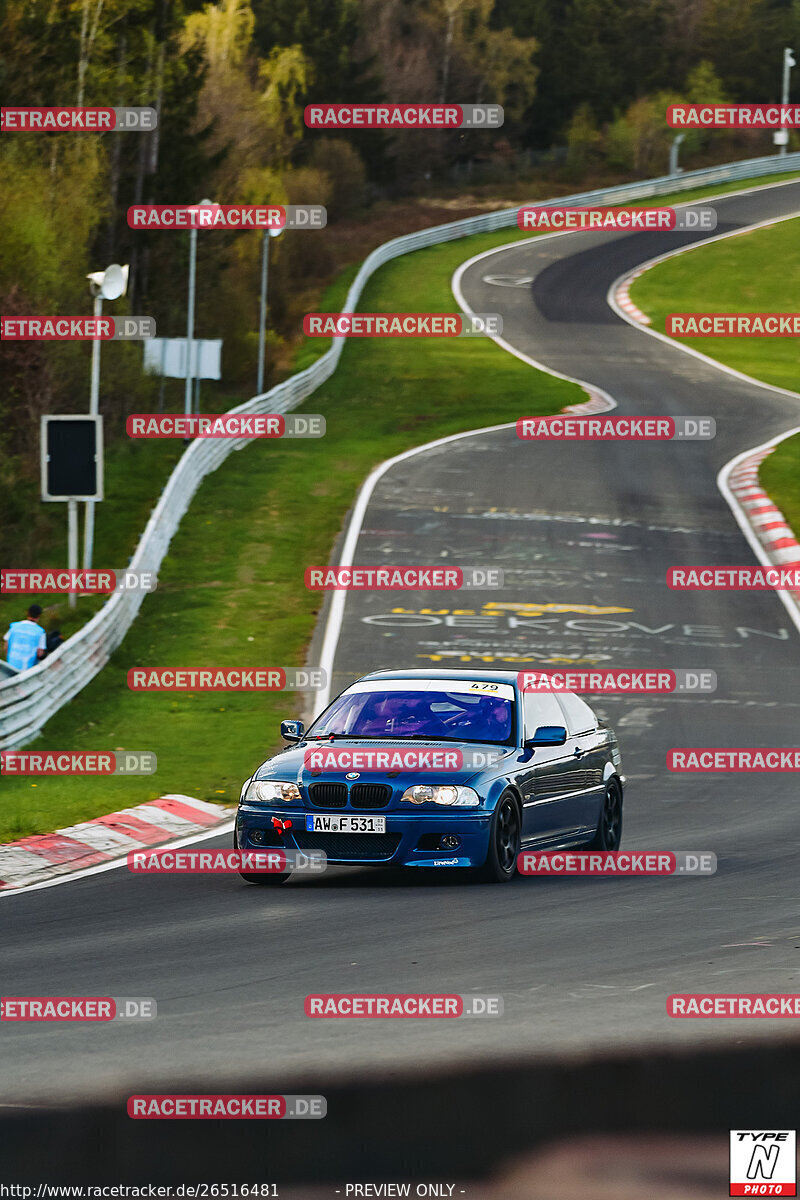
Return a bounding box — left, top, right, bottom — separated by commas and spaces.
587, 778, 623, 850
474, 792, 521, 883
234, 828, 292, 885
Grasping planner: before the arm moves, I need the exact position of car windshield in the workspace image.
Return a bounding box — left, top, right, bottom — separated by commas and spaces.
307, 686, 515, 744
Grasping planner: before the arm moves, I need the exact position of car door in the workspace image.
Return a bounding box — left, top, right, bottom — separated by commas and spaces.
515, 690, 576, 845
554, 691, 607, 839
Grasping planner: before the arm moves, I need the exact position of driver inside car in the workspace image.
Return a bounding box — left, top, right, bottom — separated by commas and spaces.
357, 694, 449, 738
451, 696, 511, 741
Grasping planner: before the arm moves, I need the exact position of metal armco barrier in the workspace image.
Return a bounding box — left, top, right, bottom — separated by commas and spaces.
2, 151, 799, 749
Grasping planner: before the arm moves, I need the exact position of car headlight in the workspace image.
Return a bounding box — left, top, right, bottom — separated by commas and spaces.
400, 784, 480, 807
245, 780, 301, 804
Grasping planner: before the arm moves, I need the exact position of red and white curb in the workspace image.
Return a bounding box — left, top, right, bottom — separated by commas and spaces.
614, 269, 651, 325
611, 204, 800, 331
561, 390, 613, 416
727, 448, 800, 597
0, 795, 233, 891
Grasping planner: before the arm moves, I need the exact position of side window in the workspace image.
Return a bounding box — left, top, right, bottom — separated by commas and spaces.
556, 691, 597, 736
522, 691, 567, 740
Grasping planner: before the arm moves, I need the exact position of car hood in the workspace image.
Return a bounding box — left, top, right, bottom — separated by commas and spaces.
253, 738, 518, 786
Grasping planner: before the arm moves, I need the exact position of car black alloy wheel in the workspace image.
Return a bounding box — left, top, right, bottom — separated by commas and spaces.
496, 797, 519, 871
589, 778, 623, 850
475, 792, 521, 883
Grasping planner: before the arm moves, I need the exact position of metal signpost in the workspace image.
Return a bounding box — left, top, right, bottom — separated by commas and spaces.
83, 263, 128, 570
40, 415, 104, 608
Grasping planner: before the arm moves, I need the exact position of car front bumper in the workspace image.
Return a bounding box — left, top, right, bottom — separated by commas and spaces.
236, 803, 492, 868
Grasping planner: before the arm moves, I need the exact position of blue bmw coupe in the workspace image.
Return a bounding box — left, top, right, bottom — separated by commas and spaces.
234, 668, 624, 884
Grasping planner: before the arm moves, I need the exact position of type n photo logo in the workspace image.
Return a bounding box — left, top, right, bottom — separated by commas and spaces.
730, 1131, 796, 1195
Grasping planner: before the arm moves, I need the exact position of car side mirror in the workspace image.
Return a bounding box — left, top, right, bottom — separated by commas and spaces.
280, 719, 304, 743
525, 725, 567, 747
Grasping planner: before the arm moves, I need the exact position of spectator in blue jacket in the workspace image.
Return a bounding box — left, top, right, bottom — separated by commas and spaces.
3, 605, 47, 671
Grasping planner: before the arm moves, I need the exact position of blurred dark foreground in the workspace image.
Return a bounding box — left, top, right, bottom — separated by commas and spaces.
1, 1036, 797, 1192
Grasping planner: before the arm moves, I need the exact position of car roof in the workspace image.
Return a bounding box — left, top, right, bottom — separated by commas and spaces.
359, 668, 521, 687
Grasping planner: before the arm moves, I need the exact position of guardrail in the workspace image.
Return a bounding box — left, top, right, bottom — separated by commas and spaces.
2, 150, 799, 749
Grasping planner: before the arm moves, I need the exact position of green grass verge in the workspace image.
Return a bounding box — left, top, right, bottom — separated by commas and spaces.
2, 169, 799, 841
630, 214, 800, 391
630, 212, 800, 541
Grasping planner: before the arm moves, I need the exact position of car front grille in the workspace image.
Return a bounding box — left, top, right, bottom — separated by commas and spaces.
349, 783, 392, 809
292, 831, 401, 860
307, 781, 392, 809
308, 782, 348, 809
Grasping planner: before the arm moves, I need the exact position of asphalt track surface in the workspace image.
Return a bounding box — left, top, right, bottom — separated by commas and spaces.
2, 181, 800, 1107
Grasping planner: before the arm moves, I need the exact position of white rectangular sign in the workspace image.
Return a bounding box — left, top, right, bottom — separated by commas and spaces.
143, 338, 222, 380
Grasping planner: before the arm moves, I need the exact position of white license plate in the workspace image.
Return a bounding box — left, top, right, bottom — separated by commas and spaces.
305, 814, 386, 834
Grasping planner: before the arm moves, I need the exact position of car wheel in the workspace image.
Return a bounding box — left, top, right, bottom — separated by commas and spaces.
588, 778, 623, 850
234, 828, 292, 885
475, 792, 521, 883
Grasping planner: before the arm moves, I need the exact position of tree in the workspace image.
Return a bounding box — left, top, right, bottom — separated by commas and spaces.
181, 0, 311, 192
